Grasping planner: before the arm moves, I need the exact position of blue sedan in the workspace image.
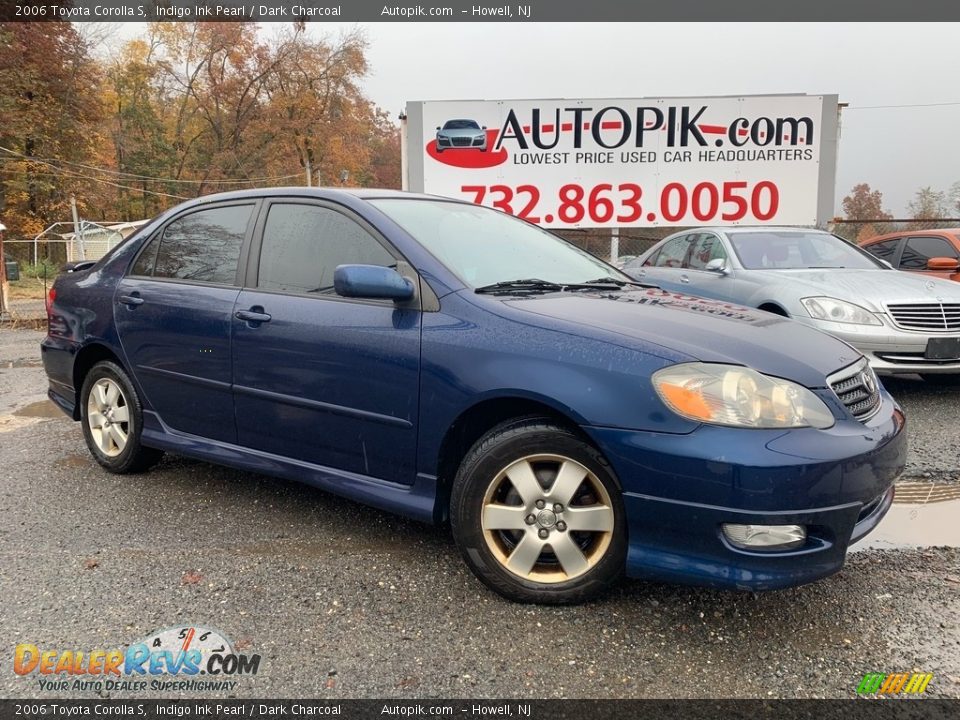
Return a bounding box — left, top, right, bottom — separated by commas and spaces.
41, 189, 906, 604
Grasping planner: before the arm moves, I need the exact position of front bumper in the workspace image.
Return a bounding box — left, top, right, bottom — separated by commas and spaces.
796, 316, 960, 375
436, 135, 487, 150
585, 392, 906, 590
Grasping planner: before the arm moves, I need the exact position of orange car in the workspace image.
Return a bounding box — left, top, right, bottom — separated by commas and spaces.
860, 229, 960, 282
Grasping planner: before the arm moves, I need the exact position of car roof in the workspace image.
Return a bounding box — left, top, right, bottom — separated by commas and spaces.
862, 228, 960, 244
163, 187, 460, 206
697, 226, 831, 235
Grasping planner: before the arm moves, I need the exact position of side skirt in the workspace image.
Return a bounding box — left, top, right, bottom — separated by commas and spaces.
141, 411, 439, 524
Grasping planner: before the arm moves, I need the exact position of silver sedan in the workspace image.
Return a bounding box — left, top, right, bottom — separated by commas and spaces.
624, 227, 960, 381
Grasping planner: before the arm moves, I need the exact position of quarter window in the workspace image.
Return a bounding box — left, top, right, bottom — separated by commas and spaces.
148, 205, 253, 284
899, 236, 959, 270
256, 204, 395, 295
130, 235, 161, 276
864, 238, 901, 262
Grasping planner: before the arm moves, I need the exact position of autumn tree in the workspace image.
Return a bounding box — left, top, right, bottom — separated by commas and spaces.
908, 186, 949, 219
105, 37, 176, 220
261, 27, 375, 185
948, 181, 960, 215
364, 108, 402, 189
0, 22, 103, 238
1, 21, 400, 237
841, 183, 891, 220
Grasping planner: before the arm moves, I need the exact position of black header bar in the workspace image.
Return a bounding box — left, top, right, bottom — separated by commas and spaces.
1, 699, 960, 720
2, 0, 960, 22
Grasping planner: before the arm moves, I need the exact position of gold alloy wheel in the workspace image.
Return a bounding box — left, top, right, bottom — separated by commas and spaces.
86, 377, 130, 458
481, 454, 615, 583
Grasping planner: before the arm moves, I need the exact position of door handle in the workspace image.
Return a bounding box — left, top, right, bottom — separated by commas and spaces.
235, 308, 272, 324
119, 294, 144, 307
680, 275, 690, 284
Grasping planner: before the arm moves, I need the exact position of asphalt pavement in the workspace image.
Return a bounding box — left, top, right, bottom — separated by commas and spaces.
1, 329, 957, 699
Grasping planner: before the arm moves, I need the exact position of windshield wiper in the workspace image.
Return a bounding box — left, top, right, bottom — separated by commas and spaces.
475, 279, 565, 294
580, 277, 653, 288
476, 278, 646, 295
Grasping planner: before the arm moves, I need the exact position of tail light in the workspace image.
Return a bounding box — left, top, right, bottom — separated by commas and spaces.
46, 286, 56, 316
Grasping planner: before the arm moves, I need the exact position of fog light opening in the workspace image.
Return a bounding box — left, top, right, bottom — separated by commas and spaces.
722, 523, 807, 551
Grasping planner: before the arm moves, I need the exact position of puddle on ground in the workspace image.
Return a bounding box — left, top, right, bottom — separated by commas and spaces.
56, 454, 90, 469
854, 481, 960, 551
12, 400, 61, 418
0, 400, 62, 433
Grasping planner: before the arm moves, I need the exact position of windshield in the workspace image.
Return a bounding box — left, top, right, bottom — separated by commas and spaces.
727, 231, 883, 270
443, 120, 480, 130
370, 199, 626, 288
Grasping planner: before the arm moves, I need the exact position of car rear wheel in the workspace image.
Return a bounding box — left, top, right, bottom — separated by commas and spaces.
450, 418, 626, 604
80, 360, 163, 474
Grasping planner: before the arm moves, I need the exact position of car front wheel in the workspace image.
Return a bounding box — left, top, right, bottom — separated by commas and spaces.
450, 418, 626, 604
80, 360, 163, 474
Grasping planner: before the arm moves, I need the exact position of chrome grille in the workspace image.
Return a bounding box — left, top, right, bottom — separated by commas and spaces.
827, 359, 882, 422
886, 302, 960, 331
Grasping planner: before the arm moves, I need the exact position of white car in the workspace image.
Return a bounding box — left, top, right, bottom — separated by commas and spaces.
625, 226, 960, 383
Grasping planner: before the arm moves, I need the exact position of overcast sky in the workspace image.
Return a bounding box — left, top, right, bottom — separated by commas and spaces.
107, 22, 960, 216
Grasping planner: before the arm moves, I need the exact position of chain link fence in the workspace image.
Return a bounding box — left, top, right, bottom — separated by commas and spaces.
554, 226, 684, 266
2, 221, 146, 327
828, 219, 960, 243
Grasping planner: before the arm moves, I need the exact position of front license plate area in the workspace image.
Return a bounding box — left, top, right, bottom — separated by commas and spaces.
925, 337, 960, 360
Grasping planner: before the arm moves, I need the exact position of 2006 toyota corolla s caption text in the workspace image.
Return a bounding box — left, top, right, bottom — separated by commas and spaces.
41, 188, 907, 604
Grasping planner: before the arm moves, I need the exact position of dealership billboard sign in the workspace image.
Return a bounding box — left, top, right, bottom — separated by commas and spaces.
404, 94, 840, 228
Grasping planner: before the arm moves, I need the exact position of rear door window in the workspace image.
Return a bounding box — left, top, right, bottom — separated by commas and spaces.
139, 204, 253, 284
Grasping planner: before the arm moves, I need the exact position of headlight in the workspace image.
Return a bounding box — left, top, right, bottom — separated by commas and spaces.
652, 363, 835, 429
801, 297, 881, 326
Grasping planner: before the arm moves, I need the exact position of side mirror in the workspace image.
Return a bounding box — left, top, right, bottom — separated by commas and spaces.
436, 126, 441, 131
705, 258, 729, 275
927, 257, 960, 271
482, 125, 487, 130
334, 264, 415, 302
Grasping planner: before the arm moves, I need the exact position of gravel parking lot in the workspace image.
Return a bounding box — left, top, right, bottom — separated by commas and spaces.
1, 328, 958, 699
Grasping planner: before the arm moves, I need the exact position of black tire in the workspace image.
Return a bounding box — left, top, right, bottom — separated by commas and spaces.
920, 374, 960, 387
80, 360, 163, 474
450, 417, 627, 604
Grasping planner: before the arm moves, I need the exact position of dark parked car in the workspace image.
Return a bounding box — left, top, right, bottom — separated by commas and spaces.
42, 189, 906, 604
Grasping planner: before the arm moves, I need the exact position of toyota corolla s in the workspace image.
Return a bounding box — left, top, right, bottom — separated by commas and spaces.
41, 189, 906, 604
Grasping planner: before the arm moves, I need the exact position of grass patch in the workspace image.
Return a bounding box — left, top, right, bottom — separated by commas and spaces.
8, 276, 48, 300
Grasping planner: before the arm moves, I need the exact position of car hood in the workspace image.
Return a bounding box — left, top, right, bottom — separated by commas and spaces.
746, 268, 960, 309
502, 288, 860, 388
